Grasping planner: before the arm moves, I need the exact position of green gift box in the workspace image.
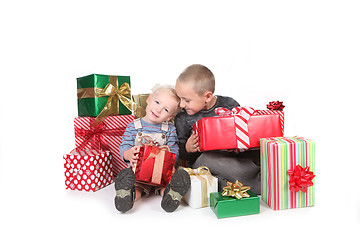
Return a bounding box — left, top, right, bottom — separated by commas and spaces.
77, 74, 132, 117
210, 191, 260, 218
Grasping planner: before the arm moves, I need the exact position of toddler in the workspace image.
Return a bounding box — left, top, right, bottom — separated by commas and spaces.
115, 84, 190, 213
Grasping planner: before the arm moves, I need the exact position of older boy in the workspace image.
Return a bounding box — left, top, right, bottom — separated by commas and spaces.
115, 84, 190, 213
175, 64, 261, 194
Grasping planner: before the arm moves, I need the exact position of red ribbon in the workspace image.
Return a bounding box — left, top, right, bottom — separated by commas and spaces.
215, 106, 255, 117
75, 121, 126, 151
267, 101, 285, 111
287, 165, 315, 192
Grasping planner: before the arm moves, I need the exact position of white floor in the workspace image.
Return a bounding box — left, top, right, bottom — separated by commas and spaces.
1, 165, 358, 239
1, 1, 360, 238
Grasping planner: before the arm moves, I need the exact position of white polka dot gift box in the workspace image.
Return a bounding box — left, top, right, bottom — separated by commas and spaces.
64, 149, 113, 192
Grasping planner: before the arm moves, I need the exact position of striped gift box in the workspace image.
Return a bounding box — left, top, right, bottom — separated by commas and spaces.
194, 107, 284, 152
74, 115, 135, 176
260, 137, 315, 210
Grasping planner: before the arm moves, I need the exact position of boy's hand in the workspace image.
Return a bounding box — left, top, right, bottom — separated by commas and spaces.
185, 131, 199, 153
124, 146, 140, 169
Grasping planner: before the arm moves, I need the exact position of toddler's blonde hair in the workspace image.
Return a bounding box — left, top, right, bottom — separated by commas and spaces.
176, 64, 215, 96
151, 84, 181, 114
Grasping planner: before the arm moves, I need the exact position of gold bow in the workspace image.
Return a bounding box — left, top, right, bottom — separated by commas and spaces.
222, 180, 250, 199
77, 76, 140, 126
183, 166, 214, 186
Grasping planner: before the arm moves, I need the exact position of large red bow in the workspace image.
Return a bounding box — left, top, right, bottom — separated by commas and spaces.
287, 165, 315, 192
75, 121, 126, 151
267, 101, 285, 111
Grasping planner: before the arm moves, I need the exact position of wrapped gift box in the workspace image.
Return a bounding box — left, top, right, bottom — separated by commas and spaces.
64, 149, 113, 192
193, 107, 284, 151
260, 137, 315, 210
134, 145, 176, 186
77, 74, 132, 117
210, 191, 260, 218
183, 167, 218, 208
74, 115, 135, 176
132, 93, 149, 118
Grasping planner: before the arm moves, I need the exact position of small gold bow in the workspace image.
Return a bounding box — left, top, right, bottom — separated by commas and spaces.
222, 180, 250, 199
183, 166, 214, 186
93, 77, 136, 126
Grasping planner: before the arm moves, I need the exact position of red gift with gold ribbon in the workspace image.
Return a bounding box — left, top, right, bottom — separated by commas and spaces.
134, 141, 176, 187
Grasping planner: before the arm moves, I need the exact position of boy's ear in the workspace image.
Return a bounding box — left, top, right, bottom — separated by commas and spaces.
167, 115, 175, 122
204, 91, 213, 103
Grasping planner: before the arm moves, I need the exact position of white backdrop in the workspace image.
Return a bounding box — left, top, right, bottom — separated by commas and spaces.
1, 0, 359, 238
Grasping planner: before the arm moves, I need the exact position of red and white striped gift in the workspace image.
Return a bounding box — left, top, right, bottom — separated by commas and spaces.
74, 115, 135, 176
193, 107, 284, 152
63, 149, 113, 192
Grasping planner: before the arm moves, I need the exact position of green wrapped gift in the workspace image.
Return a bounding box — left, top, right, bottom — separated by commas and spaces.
210, 190, 260, 218
77, 74, 132, 117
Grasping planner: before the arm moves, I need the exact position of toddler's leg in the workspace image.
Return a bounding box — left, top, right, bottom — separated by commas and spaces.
135, 186, 143, 201
114, 168, 136, 213
161, 169, 191, 212
193, 150, 261, 194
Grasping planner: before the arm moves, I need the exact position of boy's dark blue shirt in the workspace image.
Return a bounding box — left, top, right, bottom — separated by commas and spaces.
174, 95, 240, 164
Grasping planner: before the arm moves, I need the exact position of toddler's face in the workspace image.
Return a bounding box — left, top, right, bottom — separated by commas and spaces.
175, 82, 207, 115
143, 90, 178, 124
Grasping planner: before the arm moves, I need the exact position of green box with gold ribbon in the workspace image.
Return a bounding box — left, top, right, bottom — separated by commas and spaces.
210, 190, 260, 219
77, 74, 132, 118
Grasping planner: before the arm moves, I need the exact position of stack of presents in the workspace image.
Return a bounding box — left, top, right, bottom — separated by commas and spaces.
64, 74, 315, 218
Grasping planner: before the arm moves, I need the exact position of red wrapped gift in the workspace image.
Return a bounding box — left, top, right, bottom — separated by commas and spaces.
134, 145, 176, 186
64, 149, 113, 192
193, 106, 284, 152
74, 115, 135, 176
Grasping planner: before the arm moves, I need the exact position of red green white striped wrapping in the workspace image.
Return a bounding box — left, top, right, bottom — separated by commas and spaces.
260, 137, 315, 210
74, 115, 135, 176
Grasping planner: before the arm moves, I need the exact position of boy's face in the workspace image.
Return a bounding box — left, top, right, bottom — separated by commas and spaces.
175, 82, 209, 115
143, 90, 178, 124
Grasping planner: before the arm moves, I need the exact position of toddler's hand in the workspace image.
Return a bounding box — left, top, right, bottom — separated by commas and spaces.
124, 146, 140, 169
185, 131, 199, 153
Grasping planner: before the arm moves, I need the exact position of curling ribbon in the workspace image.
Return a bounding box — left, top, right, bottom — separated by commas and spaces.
183, 166, 214, 207
287, 165, 315, 193
222, 180, 251, 199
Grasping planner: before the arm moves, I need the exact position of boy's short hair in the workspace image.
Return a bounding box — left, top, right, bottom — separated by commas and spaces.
151, 84, 181, 114
176, 64, 215, 96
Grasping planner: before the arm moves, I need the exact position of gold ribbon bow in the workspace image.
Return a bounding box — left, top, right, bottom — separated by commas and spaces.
183, 166, 214, 207
222, 180, 250, 199
183, 166, 214, 186
78, 76, 140, 126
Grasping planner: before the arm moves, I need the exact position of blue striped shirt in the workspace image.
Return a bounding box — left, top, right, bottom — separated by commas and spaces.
119, 118, 179, 165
